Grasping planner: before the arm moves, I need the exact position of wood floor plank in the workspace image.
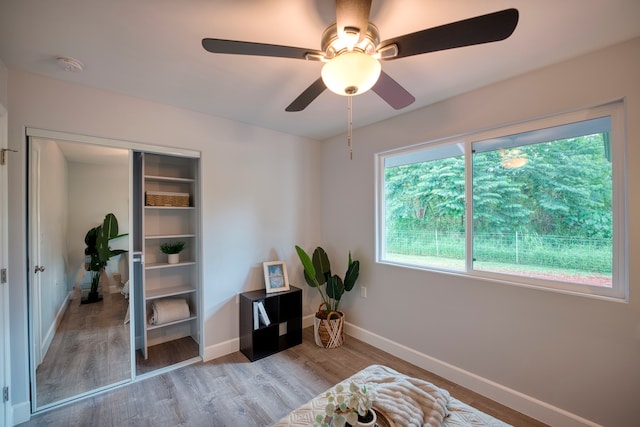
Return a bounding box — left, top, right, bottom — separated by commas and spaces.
23, 327, 548, 426
135, 336, 199, 375
35, 290, 131, 407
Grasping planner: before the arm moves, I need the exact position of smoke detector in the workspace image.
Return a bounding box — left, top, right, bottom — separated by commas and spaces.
56, 56, 84, 73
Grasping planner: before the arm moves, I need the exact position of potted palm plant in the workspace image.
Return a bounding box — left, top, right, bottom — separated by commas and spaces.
83, 213, 128, 303
294, 245, 360, 348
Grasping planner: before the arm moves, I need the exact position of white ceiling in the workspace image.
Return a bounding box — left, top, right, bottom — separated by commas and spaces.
33, 138, 128, 166
1, 0, 639, 141
56, 140, 129, 166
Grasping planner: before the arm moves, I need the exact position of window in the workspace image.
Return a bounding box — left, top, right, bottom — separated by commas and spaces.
378, 103, 627, 300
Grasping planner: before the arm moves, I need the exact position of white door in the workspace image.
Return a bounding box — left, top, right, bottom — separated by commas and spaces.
0, 104, 10, 426
28, 139, 64, 373
29, 143, 44, 367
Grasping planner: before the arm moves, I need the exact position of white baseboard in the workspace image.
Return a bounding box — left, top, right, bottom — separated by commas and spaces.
40, 294, 71, 364
203, 337, 239, 362
202, 316, 316, 362
345, 323, 601, 427
199, 317, 598, 426
302, 314, 314, 329
11, 400, 30, 426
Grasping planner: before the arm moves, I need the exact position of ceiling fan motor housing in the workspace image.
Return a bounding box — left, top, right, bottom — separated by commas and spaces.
321, 22, 380, 58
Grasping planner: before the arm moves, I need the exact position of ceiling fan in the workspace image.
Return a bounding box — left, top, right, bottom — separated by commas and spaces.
202, 0, 519, 112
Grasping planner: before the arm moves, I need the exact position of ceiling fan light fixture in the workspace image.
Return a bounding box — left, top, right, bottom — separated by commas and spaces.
321, 51, 381, 96
500, 148, 528, 169
501, 157, 528, 169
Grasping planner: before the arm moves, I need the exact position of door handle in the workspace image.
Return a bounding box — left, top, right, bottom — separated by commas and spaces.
34, 265, 46, 273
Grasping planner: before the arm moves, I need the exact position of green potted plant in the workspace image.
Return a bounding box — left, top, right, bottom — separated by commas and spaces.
315, 382, 377, 427
83, 213, 128, 303
294, 245, 360, 348
160, 241, 185, 264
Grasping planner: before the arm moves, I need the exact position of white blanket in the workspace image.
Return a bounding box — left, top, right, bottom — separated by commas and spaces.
149, 298, 190, 325
272, 364, 512, 427
350, 364, 450, 427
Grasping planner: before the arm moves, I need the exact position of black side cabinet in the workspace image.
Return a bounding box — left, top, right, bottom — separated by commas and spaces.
239, 286, 302, 361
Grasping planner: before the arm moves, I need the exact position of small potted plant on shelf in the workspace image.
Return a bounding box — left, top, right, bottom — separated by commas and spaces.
294, 245, 360, 348
315, 382, 377, 427
160, 241, 185, 264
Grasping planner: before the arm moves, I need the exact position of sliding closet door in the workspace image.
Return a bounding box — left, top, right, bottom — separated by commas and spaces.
26, 128, 202, 410
27, 133, 133, 410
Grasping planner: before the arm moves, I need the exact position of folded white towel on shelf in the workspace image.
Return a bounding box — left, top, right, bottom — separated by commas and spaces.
149, 298, 190, 325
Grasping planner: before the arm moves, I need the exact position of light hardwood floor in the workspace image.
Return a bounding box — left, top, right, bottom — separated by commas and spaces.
23, 328, 548, 426
35, 289, 130, 407
136, 337, 199, 375
35, 284, 200, 407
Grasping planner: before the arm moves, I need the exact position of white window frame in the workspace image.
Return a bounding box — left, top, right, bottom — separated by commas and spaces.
376, 101, 628, 301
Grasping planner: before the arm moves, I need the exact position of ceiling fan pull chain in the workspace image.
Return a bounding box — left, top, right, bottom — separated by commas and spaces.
347, 95, 353, 160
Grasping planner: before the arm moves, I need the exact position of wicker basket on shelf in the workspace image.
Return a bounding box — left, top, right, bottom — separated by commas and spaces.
145, 191, 189, 207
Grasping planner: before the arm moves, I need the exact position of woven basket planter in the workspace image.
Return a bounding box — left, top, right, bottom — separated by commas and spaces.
314, 304, 344, 348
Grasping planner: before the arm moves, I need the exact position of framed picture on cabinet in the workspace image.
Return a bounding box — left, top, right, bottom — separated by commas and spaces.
263, 261, 290, 293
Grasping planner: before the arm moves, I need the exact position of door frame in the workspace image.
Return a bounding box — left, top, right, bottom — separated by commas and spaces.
1, 103, 11, 426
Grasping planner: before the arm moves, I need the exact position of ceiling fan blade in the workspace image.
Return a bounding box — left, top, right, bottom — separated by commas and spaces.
285, 78, 327, 112
372, 71, 415, 110
378, 8, 519, 60
336, 0, 372, 43
202, 38, 322, 60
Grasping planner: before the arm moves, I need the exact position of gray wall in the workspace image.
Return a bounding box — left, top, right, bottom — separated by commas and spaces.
321, 37, 640, 426
30, 140, 69, 365
4, 37, 639, 426
6, 70, 322, 421
0, 59, 7, 107
66, 159, 130, 288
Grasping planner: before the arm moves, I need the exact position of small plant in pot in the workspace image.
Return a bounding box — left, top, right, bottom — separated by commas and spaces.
315, 382, 377, 427
160, 241, 185, 264
294, 245, 360, 348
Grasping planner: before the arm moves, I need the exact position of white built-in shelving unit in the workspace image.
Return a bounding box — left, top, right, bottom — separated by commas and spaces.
135, 152, 200, 361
